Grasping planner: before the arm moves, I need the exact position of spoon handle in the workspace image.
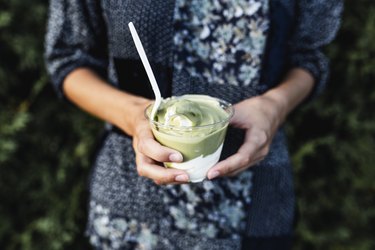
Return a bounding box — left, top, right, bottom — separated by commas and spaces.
128, 22, 161, 119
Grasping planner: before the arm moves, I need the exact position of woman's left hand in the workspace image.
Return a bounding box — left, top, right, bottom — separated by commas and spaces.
207, 94, 286, 179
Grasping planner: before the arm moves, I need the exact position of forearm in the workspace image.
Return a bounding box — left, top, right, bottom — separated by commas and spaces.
63, 68, 151, 136
263, 68, 315, 123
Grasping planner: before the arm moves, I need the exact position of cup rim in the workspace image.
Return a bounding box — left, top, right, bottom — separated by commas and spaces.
145, 95, 234, 131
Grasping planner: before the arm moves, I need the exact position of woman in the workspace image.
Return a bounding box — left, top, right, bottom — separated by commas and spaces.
45, 0, 342, 249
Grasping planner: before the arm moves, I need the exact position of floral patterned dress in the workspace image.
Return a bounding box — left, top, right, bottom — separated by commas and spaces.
87, 0, 269, 249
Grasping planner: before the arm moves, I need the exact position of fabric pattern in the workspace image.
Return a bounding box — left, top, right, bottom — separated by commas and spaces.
173, 0, 269, 86
87, 199, 240, 249
87, 132, 248, 250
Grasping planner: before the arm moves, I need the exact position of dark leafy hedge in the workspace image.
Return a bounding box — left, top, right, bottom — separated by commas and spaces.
0, 0, 374, 249
289, 2, 375, 249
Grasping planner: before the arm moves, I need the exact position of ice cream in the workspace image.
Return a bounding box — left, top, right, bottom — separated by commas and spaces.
146, 94, 233, 182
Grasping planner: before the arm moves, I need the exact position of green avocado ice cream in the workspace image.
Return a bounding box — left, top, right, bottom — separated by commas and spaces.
147, 95, 233, 166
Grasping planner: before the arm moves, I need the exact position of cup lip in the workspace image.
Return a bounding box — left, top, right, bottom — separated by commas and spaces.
145, 95, 234, 131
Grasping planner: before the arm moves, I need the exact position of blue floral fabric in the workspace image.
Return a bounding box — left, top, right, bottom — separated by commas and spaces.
174, 0, 269, 87
86, 132, 252, 250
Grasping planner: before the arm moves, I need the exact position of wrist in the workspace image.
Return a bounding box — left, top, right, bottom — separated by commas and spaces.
260, 69, 315, 124
261, 91, 288, 126
116, 95, 152, 136
63, 68, 154, 137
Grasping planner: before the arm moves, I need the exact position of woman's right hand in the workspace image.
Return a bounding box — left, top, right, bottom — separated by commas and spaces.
129, 100, 190, 185
63, 68, 189, 185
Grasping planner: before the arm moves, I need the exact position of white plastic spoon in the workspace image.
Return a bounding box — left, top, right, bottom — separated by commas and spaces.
128, 22, 161, 120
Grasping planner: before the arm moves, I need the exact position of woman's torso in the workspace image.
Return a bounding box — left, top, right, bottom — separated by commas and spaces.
87, 1, 295, 249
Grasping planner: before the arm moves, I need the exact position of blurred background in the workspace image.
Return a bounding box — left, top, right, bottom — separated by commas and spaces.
0, 0, 374, 249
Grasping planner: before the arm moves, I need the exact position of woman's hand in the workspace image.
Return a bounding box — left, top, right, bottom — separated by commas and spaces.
207, 94, 285, 179
207, 68, 315, 179
63, 68, 189, 185
130, 101, 190, 185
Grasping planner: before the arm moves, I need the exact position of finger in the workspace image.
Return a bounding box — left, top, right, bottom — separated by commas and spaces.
211, 151, 263, 179
136, 153, 189, 185
137, 126, 183, 163
228, 146, 270, 177
228, 153, 266, 176
207, 152, 248, 179
207, 137, 261, 179
207, 127, 270, 179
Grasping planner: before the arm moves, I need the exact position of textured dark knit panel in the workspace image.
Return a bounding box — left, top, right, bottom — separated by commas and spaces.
45, 0, 109, 98
247, 132, 295, 236
102, 0, 175, 67
261, 0, 344, 102
260, 0, 295, 90
289, 0, 344, 100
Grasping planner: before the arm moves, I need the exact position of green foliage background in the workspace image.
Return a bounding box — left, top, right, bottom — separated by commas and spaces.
0, 0, 374, 249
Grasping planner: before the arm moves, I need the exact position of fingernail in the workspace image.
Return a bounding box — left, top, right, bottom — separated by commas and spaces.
175, 174, 189, 182
169, 153, 183, 162
208, 171, 220, 180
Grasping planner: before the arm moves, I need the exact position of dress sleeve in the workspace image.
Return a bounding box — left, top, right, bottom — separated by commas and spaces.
45, 0, 108, 98
289, 0, 343, 101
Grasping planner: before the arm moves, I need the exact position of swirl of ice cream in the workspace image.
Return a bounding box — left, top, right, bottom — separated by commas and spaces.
163, 99, 203, 127
153, 95, 228, 136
